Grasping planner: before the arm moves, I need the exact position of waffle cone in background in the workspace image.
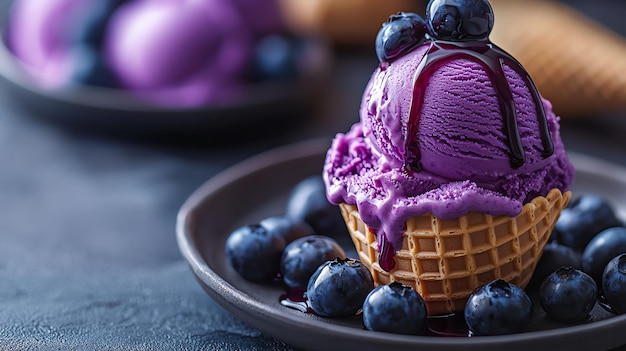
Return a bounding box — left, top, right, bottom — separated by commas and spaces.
277, 0, 424, 46
490, 0, 626, 118
340, 189, 571, 315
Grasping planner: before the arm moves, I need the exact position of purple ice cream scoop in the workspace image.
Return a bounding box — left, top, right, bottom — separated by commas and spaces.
323, 41, 574, 253
103, 0, 253, 107
7, 0, 93, 87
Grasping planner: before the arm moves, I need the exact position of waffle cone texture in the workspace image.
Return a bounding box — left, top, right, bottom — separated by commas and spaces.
340, 188, 571, 315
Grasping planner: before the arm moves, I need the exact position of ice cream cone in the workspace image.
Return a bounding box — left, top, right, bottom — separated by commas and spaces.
340, 188, 571, 315
490, 0, 626, 118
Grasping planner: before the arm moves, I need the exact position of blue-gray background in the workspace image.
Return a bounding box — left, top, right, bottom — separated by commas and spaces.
1, 1, 625, 350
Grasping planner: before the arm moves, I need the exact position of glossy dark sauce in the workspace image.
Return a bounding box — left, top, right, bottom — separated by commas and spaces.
378, 231, 396, 272
426, 313, 470, 337
405, 39, 554, 171
598, 294, 618, 314
279, 289, 314, 314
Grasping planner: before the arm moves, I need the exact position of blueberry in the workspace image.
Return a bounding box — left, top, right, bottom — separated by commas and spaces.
603, 254, 626, 314
67, 0, 128, 48
582, 227, 626, 285
260, 215, 313, 243
69, 45, 119, 88
539, 267, 597, 322
224, 224, 286, 282
530, 242, 582, 286
306, 258, 374, 317
280, 235, 346, 290
375, 12, 429, 63
362, 282, 427, 335
286, 176, 346, 239
250, 34, 301, 82
62, 0, 129, 87
464, 279, 532, 336
553, 194, 622, 250
426, 0, 494, 41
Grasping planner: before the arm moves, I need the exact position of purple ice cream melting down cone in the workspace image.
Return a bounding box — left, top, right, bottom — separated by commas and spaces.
323, 7, 574, 271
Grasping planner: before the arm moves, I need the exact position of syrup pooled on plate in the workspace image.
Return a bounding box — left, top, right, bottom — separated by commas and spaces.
279, 289, 312, 314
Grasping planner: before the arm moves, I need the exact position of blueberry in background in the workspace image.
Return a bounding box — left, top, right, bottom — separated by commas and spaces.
530, 242, 582, 287
69, 45, 119, 88
224, 224, 286, 282
375, 12, 429, 63
539, 267, 597, 323
306, 258, 374, 317
65, 0, 128, 87
286, 176, 347, 240
603, 254, 626, 314
260, 215, 313, 243
464, 279, 532, 336
426, 0, 494, 41
280, 235, 346, 290
552, 194, 622, 250
250, 34, 302, 82
67, 0, 128, 49
582, 226, 626, 285
362, 282, 427, 335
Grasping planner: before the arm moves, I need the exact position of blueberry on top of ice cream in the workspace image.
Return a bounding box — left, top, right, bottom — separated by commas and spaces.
375, 12, 429, 64
426, 0, 494, 42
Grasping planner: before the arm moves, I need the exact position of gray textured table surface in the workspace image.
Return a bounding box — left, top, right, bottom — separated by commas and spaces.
0, 87, 299, 350
0, 1, 625, 350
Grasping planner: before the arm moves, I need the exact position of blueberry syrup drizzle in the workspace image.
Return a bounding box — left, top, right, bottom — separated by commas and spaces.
280, 291, 471, 337
598, 294, 618, 314
378, 231, 396, 272
426, 313, 470, 337
404, 39, 554, 171
279, 289, 313, 314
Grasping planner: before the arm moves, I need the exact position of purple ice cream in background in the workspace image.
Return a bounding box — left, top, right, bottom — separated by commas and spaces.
323, 28, 574, 254
6, 0, 289, 107
7, 0, 93, 87
103, 0, 253, 107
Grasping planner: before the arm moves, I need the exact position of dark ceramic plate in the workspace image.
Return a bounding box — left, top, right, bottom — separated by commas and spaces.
0, 4, 330, 140
176, 138, 626, 351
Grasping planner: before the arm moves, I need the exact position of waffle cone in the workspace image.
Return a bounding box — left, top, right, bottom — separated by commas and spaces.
490, 0, 626, 118
340, 188, 571, 315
